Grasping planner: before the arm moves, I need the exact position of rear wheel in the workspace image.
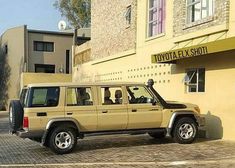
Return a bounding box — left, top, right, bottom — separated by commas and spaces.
49, 126, 77, 154
9, 100, 24, 132
173, 117, 198, 144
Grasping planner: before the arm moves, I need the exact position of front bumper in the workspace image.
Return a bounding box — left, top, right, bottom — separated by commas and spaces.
196, 116, 206, 127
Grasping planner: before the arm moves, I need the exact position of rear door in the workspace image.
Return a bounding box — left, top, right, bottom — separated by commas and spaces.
26, 86, 64, 131
64, 86, 97, 132
96, 86, 128, 131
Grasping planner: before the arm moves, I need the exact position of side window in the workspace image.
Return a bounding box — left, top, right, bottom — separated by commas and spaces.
101, 87, 123, 105
184, 68, 205, 93
127, 86, 154, 104
67, 88, 77, 106
20, 88, 28, 107
66, 87, 93, 106
30, 87, 60, 107
187, 0, 214, 23
125, 5, 132, 26
148, 0, 166, 37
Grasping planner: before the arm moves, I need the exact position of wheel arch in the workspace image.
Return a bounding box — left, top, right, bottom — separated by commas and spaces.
166, 111, 198, 137
41, 118, 80, 146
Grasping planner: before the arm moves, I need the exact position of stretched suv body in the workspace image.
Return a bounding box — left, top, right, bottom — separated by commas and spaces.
9, 80, 205, 154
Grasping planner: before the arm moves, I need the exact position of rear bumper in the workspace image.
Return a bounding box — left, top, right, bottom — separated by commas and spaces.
14, 130, 44, 139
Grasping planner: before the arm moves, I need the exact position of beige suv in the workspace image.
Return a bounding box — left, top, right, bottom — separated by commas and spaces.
9, 79, 205, 154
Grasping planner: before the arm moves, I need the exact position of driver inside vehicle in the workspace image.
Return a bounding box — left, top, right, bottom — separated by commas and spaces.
127, 86, 155, 104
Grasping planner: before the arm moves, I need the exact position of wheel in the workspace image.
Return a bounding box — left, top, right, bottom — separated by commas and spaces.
148, 131, 165, 139
49, 126, 77, 154
9, 100, 24, 132
173, 117, 198, 144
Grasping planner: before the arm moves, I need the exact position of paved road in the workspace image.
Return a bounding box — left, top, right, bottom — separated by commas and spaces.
0, 112, 235, 168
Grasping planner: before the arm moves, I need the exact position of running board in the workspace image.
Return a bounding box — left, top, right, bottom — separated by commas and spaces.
81, 128, 166, 138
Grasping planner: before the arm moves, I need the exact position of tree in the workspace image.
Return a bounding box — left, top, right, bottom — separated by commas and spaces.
54, 0, 91, 28
0, 47, 11, 110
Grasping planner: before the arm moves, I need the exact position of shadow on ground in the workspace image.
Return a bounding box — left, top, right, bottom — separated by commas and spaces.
74, 134, 210, 153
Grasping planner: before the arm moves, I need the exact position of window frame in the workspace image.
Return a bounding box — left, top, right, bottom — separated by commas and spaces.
147, 0, 166, 38
27, 87, 60, 108
187, 0, 214, 23
185, 68, 205, 93
33, 41, 54, 52
100, 86, 124, 105
126, 85, 155, 104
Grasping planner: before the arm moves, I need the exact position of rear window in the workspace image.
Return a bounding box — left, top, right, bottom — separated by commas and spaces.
29, 87, 60, 107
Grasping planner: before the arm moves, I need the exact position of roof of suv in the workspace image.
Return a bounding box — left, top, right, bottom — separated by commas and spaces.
26, 82, 146, 88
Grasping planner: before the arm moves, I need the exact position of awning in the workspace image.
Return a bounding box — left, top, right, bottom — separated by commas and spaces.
151, 37, 235, 63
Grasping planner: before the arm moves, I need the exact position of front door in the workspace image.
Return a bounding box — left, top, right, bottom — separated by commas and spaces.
97, 86, 128, 131
126, 85, 163, 129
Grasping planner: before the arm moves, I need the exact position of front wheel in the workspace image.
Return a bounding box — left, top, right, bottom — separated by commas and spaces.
173, 117, 198, 144
49, 127, 77, 154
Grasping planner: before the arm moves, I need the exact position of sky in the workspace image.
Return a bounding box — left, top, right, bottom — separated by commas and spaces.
0, 0, 65, 35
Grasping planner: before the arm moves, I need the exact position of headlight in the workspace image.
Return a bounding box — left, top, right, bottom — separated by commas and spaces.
194, 106, 200, 113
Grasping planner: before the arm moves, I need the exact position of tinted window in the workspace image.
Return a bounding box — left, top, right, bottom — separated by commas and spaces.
34, 41, 54, 52
35, 64, 55, 73
30, 87, 60, 107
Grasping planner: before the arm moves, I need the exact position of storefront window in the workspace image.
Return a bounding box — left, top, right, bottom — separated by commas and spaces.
187, 0, 213, 23
148, 0, 165, 37
185, 68, 205, 92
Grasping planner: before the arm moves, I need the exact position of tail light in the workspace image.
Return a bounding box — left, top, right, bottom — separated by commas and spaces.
23, 117, 29, 130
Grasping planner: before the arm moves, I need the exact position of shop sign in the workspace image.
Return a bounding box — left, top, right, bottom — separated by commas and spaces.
152, 37, 235, 63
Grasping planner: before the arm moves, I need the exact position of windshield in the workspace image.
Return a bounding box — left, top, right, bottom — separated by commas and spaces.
147, 85, 168, 108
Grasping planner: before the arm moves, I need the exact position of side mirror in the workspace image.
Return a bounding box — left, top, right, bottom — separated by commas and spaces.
147, 98, 156, 105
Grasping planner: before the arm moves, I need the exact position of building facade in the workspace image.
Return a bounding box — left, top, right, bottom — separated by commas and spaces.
0, 25, 90, 101
91, 0, 137, 60
74, 0, 235, 141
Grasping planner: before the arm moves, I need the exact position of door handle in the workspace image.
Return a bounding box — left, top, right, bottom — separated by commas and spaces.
102, 111, 108, 113
67, 112, 73, 115
132, 109, 137, 112
149, 109, 159, 111
37, 112, 47, 116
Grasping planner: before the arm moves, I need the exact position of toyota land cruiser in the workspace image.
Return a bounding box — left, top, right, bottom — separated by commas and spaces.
9, 79, 205, 154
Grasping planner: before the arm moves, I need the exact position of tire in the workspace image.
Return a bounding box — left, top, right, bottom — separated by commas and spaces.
49, 126, 77, 154
173, 117, 198, 144
148, 131, 165, 139
9, 100, 24, 132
